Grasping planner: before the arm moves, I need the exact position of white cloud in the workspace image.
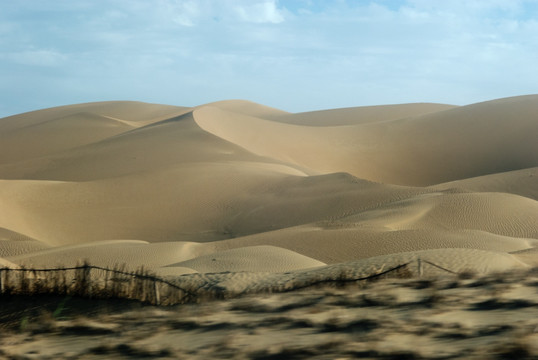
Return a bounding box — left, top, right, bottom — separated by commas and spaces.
168, 0, 200, 26
132, 0, 287, 27
234, 1, 285, 23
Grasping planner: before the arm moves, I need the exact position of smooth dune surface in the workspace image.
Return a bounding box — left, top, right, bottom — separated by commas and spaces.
168, 245, 325, 273
0, 95, 537, 282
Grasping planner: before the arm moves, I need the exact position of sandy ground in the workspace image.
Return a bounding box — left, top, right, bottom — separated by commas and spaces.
0, 95, 537, 357
1, 269, 537, 359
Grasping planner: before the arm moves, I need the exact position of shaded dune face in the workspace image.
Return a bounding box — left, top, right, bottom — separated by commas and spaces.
0, 96, 537, 275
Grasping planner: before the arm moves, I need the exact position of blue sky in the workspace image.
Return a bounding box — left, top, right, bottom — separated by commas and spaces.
1, 0, 538, 117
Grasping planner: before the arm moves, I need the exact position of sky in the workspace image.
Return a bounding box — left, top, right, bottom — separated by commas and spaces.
1, 0, 538, 117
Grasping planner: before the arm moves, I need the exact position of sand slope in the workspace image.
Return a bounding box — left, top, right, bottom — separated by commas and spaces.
433, 167, 538, 200
8, 240, 211, 270
1, 96, 537, 277
269, 102, 457, 126
194, 96, 538, 185
168, 245, 325, 273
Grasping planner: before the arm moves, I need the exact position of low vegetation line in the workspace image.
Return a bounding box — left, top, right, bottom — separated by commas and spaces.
0, 262, 196, 306
0, 259, 457, 305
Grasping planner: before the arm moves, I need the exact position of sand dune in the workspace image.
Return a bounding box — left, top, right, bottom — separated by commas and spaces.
0, 96, 537, 281
0, 112, 134, 164
168, 245, 325, 273
194, 95, 538, 185
0, 240, 49, 258
0, 101, 190, 165
0, 101, 190, 131
199, 99, 290, 118
8, 240, 213, 270
0, 257, 18, 269
270, 102, 457, 126
338, 191, 538, 238
209, 227, 536, 265
433, 167, 538, 200
511, 246, 538, 266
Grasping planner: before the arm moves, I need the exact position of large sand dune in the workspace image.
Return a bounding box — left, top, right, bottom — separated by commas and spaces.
0, 95, 537, 281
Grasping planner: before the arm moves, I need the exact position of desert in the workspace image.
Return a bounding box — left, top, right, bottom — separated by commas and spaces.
1, 95, 537, 359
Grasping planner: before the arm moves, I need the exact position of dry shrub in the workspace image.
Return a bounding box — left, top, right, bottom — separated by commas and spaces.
0, 262, 192, 306
458, 269, 477, 280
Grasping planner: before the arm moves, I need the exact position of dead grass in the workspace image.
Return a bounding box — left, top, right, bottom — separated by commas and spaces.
0, 261, 415, 306
0, 261, 193, 305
